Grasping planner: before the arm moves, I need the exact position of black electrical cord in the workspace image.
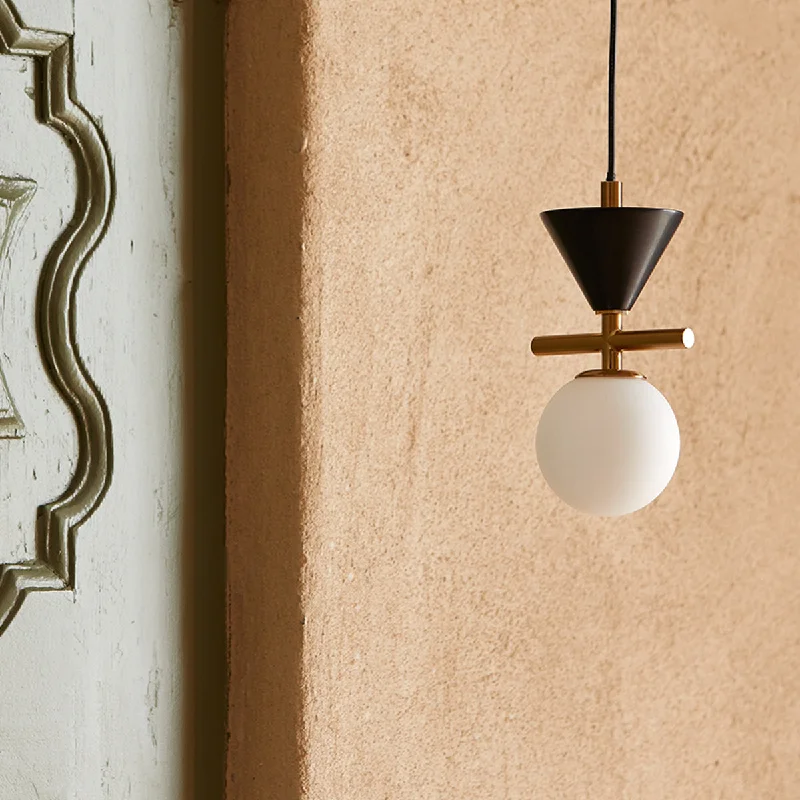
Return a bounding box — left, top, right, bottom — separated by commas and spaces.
607, 0, 617, 182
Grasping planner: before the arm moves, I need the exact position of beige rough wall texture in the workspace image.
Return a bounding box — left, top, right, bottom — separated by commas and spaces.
227, 1, 800, 798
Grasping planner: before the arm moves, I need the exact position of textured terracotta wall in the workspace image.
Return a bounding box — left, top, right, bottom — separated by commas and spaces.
226, 1, 800, 797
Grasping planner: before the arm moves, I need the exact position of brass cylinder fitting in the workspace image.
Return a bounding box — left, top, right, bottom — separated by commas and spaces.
601, 180, 622, 208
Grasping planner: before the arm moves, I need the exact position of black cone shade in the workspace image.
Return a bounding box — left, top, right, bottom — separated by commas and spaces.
540, 207, 683, 312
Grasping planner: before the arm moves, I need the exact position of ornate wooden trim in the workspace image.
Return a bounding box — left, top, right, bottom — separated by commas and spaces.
0, 2, 114, 634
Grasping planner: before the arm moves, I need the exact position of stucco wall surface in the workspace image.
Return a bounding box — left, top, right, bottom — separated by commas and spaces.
227, 1, 800, 797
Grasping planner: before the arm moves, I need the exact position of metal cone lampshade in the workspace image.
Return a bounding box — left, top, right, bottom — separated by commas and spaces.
540, 207, 683, 312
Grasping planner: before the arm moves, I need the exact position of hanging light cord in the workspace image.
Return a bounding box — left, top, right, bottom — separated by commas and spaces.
606, 0, 617, 182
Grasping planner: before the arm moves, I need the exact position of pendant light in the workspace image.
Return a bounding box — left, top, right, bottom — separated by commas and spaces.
531, 0, 693, 517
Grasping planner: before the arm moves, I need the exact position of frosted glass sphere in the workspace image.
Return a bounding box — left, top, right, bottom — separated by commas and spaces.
536, 376, 680, 517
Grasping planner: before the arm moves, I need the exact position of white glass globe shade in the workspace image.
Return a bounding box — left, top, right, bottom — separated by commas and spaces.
536, 376, 680, 517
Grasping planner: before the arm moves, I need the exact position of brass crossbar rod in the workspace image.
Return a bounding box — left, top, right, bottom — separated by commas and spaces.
609, 328, 694, 351
531, 328, 693, 357
530, 333, 603, 356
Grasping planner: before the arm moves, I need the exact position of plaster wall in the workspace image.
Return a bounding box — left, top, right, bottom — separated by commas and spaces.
227, 1, 800, 797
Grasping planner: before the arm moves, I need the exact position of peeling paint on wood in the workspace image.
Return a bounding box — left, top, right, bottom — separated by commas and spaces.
0, 0, 191, 796
0, 3, 114, 634
9, 0, 72, 35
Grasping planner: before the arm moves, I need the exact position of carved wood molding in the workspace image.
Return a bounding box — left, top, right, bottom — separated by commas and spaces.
0, 2, 114, 634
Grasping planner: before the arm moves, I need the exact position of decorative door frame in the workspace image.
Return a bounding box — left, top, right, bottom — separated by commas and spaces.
0, 2, 113, 634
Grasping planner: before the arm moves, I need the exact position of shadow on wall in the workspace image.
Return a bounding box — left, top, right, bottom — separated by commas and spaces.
225, 0, 308, 798
181, 1, 229, 799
